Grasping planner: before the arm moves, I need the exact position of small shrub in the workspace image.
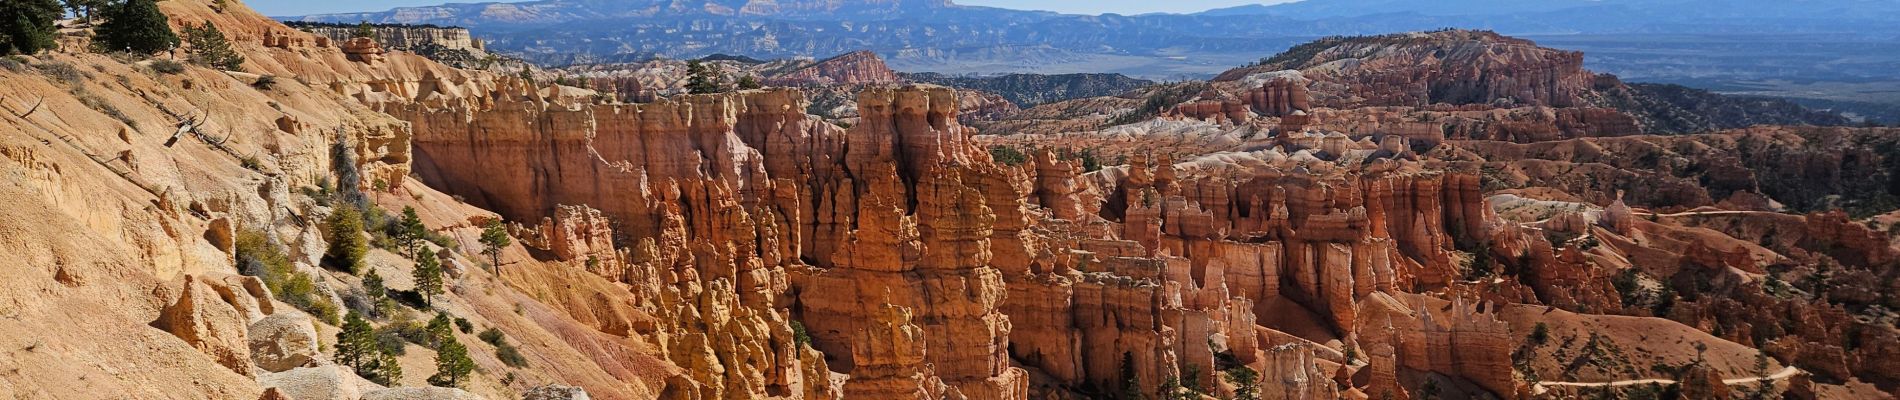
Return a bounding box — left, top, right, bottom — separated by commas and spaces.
478, 327, 505, 346
253, 75, 276, 90
36, 62, 83, 84
790, 320, 813, 349
0, 57, 26, 73
1529, 322, 1551, 345
454, 317, 473, 334
496, 342, 528, 367
374, 328, 408, 356
236, 229, 339, 324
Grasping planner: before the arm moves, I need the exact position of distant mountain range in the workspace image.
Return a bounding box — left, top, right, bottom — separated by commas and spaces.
287, 0, 1900, 113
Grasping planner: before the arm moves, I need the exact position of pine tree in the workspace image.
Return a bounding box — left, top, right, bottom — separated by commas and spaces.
736, 75, 762, 90
413, 249, 443, 306
685, 61, 724, 94
181, 22, 244, 70
396, 206, 426, 257
351, 21, 375, 39
61, 0, 105, 24
324, 206, 369, 274
363, 268, 386, 300
1119, 352, 1142, 400
478, 219, 510, 271
427, 337, 476, 388
335, 311, 377, 371
426, 312, 454, 349
93, 0, 178, 54
364, 347, 402, 386
0, 0, 62, 55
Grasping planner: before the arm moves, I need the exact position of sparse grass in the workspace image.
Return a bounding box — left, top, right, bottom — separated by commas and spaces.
149, 59, 185, 75
76, 93, 135, 128
35, 62, 85, 84
0, 57, 26, 73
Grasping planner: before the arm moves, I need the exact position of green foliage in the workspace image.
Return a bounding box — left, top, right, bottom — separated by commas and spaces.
1119, 352, 1142, 400
685, 61, 724, 94
396, 206, 426, 257
1055, 147, 1104, 172
989, 145, 1028, 166
1105, 82, 1208, 126
454, 317, 473, 334
1418, 379, 1441, 400
479, 219, 511, 270
62, 0, 107, 24
1179, 363, 1202, 394
335, 311, 379, 371
1222, 365, 1259, 400
1, 0, 62, 55
363, 347, 402, 386
323, 206, 369, 274
495, 341, 528, 368
363, 268, 386, 300
144, 58, 183, 73
428, 337, 477, 388
1462, 244, 1495, 281
236, 229, 339, 324
94, 0, 178, 54
351, 21, 375, 39
478, 327, 505, 346
736, 75, 762, 90
790, 319, 813, 349
181, 22, 244, 70
412, 249, 444, 306
1529, 322, 1551, 345
426, 312, 455, 349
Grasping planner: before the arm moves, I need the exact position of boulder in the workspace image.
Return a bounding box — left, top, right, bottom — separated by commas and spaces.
522, 384, 591, 400
362, 387, 485, 400
249, 313, 320, 372
259, 364, 385, 400
152, 275, 252, 377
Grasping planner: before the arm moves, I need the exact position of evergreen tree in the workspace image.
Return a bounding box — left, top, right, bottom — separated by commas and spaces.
427, 337, 476, 388
0, 0, 62, 55
396, 206, 426, 257
413, 249, 444, 306
351, 21, 375, 38
62, 0, 105, 24
1223, 366, 1259, 400
323, 206, 369, 274
335, 311, 377, 371
362, 267, 386, 300
736, 75, 762, 90
364, 347, 402, 386
685, 61, 724, 94
181, 22, 243, 70
1119, 352, 1142, 400
478, 219, 510, 271
426, 312, 454, 349
94, 0, 178, 54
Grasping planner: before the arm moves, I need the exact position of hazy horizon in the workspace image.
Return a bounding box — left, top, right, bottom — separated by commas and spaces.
247, 0, 1295, 17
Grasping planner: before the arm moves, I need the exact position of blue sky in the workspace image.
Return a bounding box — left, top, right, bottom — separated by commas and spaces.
247, 0, 1293, 17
